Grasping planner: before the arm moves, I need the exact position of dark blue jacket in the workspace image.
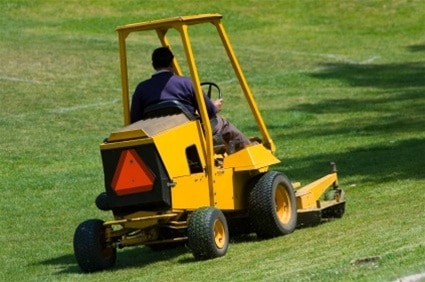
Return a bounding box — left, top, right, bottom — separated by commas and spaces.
130, 71, 217, 123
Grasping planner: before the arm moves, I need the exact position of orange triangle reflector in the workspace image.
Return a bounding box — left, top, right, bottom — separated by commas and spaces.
111, 149, 156, 196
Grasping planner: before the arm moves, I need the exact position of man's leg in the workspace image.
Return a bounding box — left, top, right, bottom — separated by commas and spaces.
212, 116, 252, 150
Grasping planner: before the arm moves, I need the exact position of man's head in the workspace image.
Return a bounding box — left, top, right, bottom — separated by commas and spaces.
152, 47, 174, 70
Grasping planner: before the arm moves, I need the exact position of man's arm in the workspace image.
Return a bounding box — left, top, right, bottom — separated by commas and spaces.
202, 92, 220, 118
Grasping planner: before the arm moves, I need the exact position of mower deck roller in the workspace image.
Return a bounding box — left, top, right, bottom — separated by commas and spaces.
73, 14, 345, 273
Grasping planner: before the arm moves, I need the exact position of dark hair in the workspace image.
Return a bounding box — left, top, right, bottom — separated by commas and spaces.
152, 47, 174, 69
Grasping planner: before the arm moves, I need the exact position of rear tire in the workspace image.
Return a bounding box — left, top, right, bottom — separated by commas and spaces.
248, 171, 297, 238
188, 207, 229, 260
73, 219, 116, 272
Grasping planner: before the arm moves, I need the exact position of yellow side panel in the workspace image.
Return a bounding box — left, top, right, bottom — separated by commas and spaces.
214, 169, 256, 210
171, 173, 210, 209
223, 144, 280, 171
212, 168, 235, 209
153, 121, 205, 178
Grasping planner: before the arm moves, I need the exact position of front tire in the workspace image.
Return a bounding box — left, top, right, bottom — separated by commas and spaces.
248, 171, 297, 238
188, 207, 229, 260
73, 219, 116, 272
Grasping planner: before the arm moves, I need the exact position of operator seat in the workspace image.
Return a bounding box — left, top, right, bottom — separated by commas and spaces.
142, 100, 198, 120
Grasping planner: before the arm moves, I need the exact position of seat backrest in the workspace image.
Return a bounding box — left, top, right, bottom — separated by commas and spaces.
142, 100, 198, 120
142, 100, 227, 154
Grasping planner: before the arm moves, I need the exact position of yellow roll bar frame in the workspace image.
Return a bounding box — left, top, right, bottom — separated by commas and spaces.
115, 14, 275, 154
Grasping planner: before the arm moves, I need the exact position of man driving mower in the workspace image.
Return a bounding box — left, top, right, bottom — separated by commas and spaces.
130, 46, 253, 151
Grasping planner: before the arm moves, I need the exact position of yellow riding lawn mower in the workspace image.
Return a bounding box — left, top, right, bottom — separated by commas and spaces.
73, 14, 345, 272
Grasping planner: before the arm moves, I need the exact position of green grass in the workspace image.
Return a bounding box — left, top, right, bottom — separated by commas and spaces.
1, 0, 424, 281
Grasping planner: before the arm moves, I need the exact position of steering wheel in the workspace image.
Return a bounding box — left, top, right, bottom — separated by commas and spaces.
201, 81, 222, 100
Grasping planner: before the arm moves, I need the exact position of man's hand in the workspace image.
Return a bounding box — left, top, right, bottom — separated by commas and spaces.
213, 98, 223, 112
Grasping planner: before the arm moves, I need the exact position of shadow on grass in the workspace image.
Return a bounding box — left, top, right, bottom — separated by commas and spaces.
39, 253, 81, 274
310, 61, 425, 89
39, 235, 264, 275
39, 246, 190, 275
278, 137, 425, 185
269, 59, 425, 184
407, 44, 425, 52
40, 229, 291, 275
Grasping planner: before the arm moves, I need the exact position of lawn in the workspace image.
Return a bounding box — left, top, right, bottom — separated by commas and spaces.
1, 1, 424, 281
